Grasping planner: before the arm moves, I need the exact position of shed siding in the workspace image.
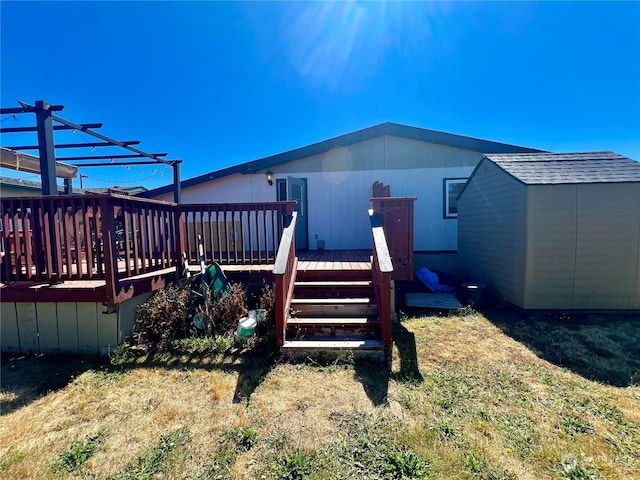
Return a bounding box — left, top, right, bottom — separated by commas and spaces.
524, 183, 640, 310
573, 183, 640, 309
525, 186, 578, 308
154, 136, 480, 251
458, 160, 527, 305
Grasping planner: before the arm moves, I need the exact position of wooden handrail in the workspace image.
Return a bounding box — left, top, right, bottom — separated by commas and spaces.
369, 209, 393, 354
273, 211, 298, 347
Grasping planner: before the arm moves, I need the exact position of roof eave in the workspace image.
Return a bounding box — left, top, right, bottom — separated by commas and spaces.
140, 122, 544, 198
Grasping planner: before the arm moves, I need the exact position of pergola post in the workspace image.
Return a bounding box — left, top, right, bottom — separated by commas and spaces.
34, 100, 58, 196
63, 178, 73, 194
172, 160, 181, 204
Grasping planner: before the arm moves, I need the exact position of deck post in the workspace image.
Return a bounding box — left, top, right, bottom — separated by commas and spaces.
100, 196, 120, 303
174, 205, 186, 279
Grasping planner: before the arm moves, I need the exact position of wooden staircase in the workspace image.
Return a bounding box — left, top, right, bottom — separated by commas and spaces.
274, 210, 393, 362
280, 268, 385, 356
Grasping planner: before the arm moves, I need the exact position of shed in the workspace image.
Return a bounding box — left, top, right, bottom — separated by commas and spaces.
457, 152, 640, 310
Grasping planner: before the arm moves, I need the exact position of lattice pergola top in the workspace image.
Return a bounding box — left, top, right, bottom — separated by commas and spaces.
0, 100, 182, 202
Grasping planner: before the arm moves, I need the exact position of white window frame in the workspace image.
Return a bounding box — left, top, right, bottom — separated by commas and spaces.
443, 178, 467, 219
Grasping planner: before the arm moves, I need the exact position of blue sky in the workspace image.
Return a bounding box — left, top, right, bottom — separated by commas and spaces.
1, 1, 639, 190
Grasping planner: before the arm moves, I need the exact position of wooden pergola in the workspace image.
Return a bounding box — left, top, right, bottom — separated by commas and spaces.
0, 100, 183, 202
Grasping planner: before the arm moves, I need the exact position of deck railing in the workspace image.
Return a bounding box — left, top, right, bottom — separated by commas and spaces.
273, 211, 298, 346
1, 194, 181, 302
178, 202, 295, 267
369, 209, 394, 353
1, 194, 296, 303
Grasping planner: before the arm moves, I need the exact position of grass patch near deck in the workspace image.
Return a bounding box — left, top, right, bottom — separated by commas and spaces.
1, 308, 638, 479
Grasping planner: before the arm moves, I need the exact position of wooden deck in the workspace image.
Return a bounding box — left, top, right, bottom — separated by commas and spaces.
217, 249, 371, 274
1, 250, 373, 303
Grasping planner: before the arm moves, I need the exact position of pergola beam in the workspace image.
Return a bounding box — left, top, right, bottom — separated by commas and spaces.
1, 104, 64, 115
72, 160, 175, 167
50, 113, 172, 165
0, 123, 103, 133
57, 153, 168, 161
7, 140, 141, 150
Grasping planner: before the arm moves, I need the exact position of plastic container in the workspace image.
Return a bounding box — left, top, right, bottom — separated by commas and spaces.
235, 316, 257, 340
248, 309, 267, 325
462, 282, 486, 308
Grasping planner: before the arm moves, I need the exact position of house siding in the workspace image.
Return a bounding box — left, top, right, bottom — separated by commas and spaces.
153, 136, 481, 251
457, 160, 527, 305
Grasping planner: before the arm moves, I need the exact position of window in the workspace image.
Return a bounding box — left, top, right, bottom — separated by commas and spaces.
443, 178, 467, 219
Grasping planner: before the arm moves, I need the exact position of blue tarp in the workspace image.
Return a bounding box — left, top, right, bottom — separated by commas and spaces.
416, 267, 454, 293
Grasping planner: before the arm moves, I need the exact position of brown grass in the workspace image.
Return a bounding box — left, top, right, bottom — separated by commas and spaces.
1, 308, 638, 479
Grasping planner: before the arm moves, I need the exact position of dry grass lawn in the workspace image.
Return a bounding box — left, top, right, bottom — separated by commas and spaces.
1, 307, 638, 479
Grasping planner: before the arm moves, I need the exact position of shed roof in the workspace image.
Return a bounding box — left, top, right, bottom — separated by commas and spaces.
485, 151, 640, 185
140, 122, 542, 198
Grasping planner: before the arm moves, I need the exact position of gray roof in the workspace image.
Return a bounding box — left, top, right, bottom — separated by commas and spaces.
485, 151, 640, 184
141, 122, 542, 198
0, 176, 85, 195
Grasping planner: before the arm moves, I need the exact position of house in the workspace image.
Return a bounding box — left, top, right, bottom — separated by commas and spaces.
457, 152, 640, 310
141, 122, 541, 274
0, 176, 71, 196
0, 176, 148, 197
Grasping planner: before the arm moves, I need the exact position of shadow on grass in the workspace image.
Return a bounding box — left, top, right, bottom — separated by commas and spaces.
115, 343, 280, 405
481, 304, 640, 387
231, 344, 279, 403
353, 356, 390, 406
391, 320, 424, 385
0, 352, 104, 416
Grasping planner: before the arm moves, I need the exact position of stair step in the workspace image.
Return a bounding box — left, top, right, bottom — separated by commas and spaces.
291, 298, 377, 316
292, 297, 371, 305
296, 269, 372, 282
288, 317, 379, 326
295, 280, 371, 287
293, 280, 373, 299
281, 339, 384, 352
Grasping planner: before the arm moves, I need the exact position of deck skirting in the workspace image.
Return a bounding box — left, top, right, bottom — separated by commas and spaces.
1, 293, 152, 356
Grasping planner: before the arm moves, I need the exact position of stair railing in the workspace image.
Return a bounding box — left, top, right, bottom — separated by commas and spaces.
369, 209, 394, 353
273, 211, 298, 346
